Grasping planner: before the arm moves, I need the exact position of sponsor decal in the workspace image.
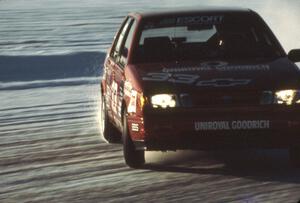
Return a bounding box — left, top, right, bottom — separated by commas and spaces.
144, 16, 223, 30
124, 81, 138, 114
177, 16, 224, 25
162, 66, 211, 73
194, 120, 270, 131
127, 90, 137, 113
162, 63, 270, 73
200, 61, 228, 67
144, 18, 176, 29
124, 81, 132, 97
216, 64, 270, 71
118, 88, 123, 118
111, 81, 118, 114
131, 123, 139, 132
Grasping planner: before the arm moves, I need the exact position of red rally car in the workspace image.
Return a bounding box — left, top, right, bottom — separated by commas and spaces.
100, 8, 300, 168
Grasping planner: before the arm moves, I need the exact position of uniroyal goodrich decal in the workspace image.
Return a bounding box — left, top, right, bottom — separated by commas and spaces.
194, 120, 270, 131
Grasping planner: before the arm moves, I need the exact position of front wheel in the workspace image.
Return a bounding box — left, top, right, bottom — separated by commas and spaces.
289, 146, 300, 168
122, 110, 145, 168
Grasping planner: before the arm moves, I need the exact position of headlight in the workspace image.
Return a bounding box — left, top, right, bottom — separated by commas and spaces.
151, 94, 177, 108
275, 90, 300, 105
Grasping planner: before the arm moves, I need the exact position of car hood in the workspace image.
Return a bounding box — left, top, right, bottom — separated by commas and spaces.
133, 57, 300, 95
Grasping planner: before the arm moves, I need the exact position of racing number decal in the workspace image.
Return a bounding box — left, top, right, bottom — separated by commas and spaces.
143, 73, 199, 84
169, 74, 200, 84
196, 79, 251, 87
142, 73, 169, 82
143, 73, 251, 87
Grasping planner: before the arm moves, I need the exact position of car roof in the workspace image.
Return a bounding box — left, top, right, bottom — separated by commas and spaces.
129, 7, 253, 19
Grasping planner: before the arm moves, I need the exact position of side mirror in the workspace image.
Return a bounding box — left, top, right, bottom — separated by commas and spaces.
288, 49, 300, 63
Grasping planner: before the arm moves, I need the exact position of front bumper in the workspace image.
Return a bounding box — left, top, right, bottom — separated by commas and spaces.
136, 105, 300, 150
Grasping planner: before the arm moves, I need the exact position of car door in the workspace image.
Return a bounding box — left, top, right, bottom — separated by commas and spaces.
107, 17, 136, 128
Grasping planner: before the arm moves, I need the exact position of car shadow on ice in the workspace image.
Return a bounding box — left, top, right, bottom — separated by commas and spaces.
143, 149, 300, 184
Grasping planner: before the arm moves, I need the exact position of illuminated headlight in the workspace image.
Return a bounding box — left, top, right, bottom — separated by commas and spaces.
151, 94, 177, 108
275, 90, 300, 105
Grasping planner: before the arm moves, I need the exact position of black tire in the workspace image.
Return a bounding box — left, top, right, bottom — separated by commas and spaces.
122, 110, 145, 168
289, 147, 300, 167
100, 95, 121, 143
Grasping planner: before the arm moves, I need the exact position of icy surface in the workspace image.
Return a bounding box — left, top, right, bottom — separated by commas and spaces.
1, 84, 300, 202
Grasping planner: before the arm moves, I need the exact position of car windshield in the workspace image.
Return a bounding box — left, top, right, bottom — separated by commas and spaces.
134, 13, 283, 63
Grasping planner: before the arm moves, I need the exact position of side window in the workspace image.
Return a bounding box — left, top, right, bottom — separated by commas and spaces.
120, 20, 137, 66
111, 18, 131, 61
